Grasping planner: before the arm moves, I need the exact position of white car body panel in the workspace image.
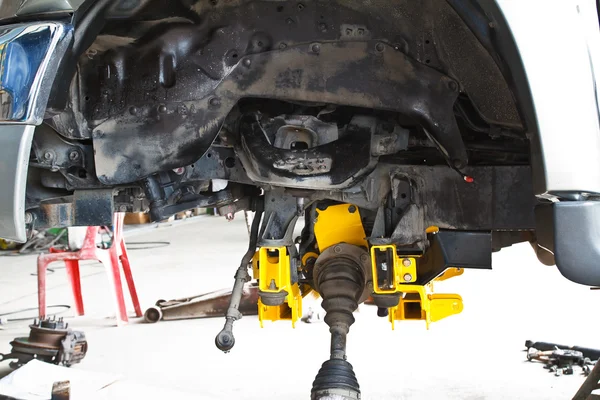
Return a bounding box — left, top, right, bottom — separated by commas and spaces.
497, 0, 600, 196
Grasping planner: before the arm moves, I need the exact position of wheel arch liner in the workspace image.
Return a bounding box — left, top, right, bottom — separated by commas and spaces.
92, 40, 464, 184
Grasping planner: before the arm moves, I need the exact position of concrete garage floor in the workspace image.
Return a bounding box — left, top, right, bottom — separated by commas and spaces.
0, 214, 599, 399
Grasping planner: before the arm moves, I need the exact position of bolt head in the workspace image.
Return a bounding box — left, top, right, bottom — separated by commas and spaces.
209, 97, 221, 107
348, 205, 357, 213
43, 151, 53, 161
158, 104, 167, 113
295, 163, 309, 171
243, 58, 252, 67
402, 258, 412, 267
403, 273, 413, 282
360, 254, 369, 263
69, 151, 80, 161
334, 245, 342, 254
376, 42, 385, 52
311, 43, 321, 53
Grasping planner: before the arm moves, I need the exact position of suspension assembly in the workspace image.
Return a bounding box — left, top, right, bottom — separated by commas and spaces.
216, 199, 466, 399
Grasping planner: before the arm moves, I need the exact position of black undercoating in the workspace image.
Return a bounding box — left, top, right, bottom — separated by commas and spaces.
45, 0, 524, 185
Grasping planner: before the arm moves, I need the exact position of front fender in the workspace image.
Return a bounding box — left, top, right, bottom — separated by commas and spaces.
0, 21, 72, 242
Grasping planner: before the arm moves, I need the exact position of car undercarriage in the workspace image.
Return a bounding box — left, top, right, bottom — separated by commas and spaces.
28, 0, 534, 245
3, 0, 600, 398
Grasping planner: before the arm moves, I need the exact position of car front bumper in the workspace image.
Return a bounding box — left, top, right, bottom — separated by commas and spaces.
0, 21, 72, 242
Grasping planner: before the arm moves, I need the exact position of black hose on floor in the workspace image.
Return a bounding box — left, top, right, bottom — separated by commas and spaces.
126, 241, 170, 250
0, 305, 71, 323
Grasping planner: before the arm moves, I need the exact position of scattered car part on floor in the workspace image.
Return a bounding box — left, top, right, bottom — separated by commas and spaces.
525, 340, 600, 362
51, 381, 71, 400
144, 283, 259, 323
527, 348, 595, 377
0, 318, 87, 369
525, 340, 599, 377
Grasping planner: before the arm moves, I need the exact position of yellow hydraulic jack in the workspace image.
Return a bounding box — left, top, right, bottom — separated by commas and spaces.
371, 244, 463, 329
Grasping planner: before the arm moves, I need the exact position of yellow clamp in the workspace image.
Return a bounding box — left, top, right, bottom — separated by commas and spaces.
388, 284, 463, 330
256, 247, 302, 328
370, 244, 463, 329
371, 244, 417, 293
314, 204, 367, 251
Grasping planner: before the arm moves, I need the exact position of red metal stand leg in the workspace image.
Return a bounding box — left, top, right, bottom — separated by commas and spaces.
65, 260, 84, 316
35, 219, 142, 326
107, 247, 129, 324
37, 256, 48, 318
120, 240, 142, 317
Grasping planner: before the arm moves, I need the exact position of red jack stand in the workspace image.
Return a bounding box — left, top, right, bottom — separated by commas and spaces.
37, 213, 142, 326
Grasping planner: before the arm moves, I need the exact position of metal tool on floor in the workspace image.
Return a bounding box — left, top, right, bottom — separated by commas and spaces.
526, 340, 599, 377
0, 318, 87, 369
144, 283, 259, 323
526, 340, 600, 361
144, 204, 264, 329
